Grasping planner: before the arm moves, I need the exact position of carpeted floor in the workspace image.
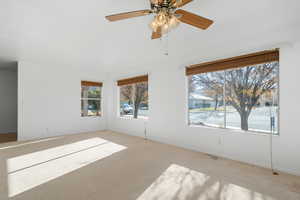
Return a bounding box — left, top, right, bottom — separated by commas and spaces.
0, 131, 299, 200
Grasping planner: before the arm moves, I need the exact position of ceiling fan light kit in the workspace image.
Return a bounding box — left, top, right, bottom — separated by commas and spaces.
150, 11, 180, 34
105, 0, 213, 40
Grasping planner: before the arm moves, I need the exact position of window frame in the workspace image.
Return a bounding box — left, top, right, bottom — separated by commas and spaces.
118, 84, 135, 120
80, 81, 103, 118
186, 62, 280, 136
117, 77, 149, 120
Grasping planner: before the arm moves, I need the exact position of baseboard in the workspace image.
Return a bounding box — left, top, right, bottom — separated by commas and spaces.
108, 129, 300, 177
18, 129, 106, 141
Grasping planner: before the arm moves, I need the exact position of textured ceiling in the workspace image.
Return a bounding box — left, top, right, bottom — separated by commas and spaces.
1, 0, 300, 73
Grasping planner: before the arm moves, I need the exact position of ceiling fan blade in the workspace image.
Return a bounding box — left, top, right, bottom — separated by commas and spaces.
151, 27, 162, 39
172, 0, 193, 8
175, 9, 213, 29
105, 10, 152, 22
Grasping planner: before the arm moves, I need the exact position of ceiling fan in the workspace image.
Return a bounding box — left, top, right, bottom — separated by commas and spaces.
105, 0, 214, 40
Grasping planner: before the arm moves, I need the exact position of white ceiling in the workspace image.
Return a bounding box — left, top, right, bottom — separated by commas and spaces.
1, 0, 300, 73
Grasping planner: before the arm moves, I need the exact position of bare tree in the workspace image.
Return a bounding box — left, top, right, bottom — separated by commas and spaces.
120, 85, 133, 105
120, 83, 148, 118
226, 63, 278, 130
190, 62, 278, 130
133, 83, 148, 118
189, 71, 224, 110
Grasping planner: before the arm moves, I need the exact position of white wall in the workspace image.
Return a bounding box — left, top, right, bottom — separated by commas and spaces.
0, 68, 17, 133
18, 61, 108, 141
107, 42, 300, 176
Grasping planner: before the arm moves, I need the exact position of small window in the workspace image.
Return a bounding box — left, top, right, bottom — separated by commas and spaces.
118, 75, 148, 119
81, 81, 102, 117
187, 50, 279, 134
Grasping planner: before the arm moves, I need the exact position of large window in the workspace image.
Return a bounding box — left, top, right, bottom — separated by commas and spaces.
187, 50, 279, 134
118, 75, 148, 119
81, 81, 102, 117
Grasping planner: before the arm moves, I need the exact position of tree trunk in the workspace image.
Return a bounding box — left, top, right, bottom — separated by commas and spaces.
133, 102, 139, 118
240, 112, 249, 131
83, 89, 89, 116
214, 94, 218, 110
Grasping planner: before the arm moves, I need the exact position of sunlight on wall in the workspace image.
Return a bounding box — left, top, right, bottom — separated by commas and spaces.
7, 137, 127, 197
137, 164, 274, 200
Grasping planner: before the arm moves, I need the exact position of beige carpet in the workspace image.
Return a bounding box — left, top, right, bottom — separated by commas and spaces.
0, 131, 299, 200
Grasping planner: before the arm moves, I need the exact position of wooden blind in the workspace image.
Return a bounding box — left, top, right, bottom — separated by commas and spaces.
186, 49, 279, 76
117, 75, 148, 86
81, 81, 103, 87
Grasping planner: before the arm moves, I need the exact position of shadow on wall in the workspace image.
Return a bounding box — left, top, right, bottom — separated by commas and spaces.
0, 61, 18, 143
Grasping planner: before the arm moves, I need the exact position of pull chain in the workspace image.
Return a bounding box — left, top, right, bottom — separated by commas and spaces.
159, 32, 169, 56
164, 32, 169, 56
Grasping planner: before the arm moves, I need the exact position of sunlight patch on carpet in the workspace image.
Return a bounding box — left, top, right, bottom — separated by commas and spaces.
7, 137, 126, 197
137, 164, 275, 200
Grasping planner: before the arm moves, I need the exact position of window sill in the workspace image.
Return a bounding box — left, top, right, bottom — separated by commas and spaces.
81, 116, 102, 119
118, 116, 148, 121
188, 124, 279, 137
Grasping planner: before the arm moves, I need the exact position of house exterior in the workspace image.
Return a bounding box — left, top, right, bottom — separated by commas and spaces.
188, 93, 214, 109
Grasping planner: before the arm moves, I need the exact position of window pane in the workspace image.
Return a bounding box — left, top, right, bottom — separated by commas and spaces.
225, 62, 279, 133
188, 72, 225, 128
81, 84, 101, 117
81, 86, 101, 99
120, 85, 134, 118
81, 100, 101, 117
119, 82, 148, 119
134, 82, 148, 119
